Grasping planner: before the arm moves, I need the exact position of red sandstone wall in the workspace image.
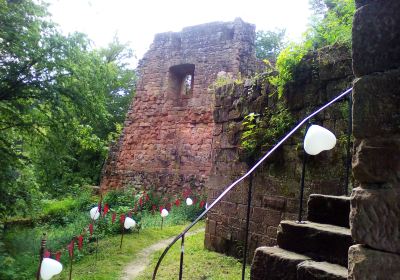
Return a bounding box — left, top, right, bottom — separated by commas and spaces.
205, 45, 354, 260
101, 19, 257, 194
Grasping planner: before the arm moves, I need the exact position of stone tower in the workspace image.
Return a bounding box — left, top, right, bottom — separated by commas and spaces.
101, 18, 257, 193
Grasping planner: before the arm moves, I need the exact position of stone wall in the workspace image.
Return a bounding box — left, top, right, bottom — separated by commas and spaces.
348, 0, 400, 278
100, 18, 257, 194
205, 45, 354, 260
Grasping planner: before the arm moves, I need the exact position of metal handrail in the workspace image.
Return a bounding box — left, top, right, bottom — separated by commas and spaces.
152, 87, 353, 280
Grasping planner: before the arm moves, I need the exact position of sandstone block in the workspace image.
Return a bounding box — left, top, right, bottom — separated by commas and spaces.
348, 244, 400, 280
277, 221, 353, 266
352, 138, 400, 185
352, 70, 400, 139
307, 194, 350, 228
352, 1, 400, 76
350, 187, 400, 254
262, 196, 286, 211
251, 246, 310, 280
297, 261, 347, 280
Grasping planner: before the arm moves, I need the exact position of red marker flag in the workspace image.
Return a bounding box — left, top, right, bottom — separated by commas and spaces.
77, 235, 83, 251
103, 204, 109, 216
67, 240, 74, 258
89, 223, 94, 236
43, 250, 51, 258
200, 200, 205, 208
55, 251, 62, 261
175, 199, 181, 207
120, 214, 126, 224
97, 201, 102, 214
139, 197, 143, 207
112, 212, 117, 223
159, 206, 164, 213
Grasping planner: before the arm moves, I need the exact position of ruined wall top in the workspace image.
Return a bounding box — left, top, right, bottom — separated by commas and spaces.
136, 18, 256, 95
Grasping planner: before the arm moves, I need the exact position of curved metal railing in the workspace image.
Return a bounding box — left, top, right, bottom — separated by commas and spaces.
152, 87, 353, 280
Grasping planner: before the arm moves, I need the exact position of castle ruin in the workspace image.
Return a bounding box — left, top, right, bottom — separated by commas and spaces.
101, 18, 257, 194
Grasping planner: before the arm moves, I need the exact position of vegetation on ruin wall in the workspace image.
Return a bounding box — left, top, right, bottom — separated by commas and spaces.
269, 0, 355, 97
240, 0, 355, 158
240, 103, 294, 162
0, 0, 136, 220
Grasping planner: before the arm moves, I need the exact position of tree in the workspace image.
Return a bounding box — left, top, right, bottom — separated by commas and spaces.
307, 0, 355, 48
255, 29, 286, 62
0, 0, 136, 217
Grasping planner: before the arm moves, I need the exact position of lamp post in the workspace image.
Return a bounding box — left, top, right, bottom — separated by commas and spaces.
298, 124, 337, 223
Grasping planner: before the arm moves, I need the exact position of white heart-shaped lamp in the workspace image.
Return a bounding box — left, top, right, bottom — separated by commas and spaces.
124, 217, 136, 229
90, 207, 100, 220
186, 198, 193, 206
161, 209, 169, 218
304, 125, 337, 156
40, 258, 63, 280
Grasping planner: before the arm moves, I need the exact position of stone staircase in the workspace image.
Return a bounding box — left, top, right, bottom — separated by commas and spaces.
251, 194, 353, 280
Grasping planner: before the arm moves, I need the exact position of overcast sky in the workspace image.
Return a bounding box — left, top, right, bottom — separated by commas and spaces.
47, 0, 312, 66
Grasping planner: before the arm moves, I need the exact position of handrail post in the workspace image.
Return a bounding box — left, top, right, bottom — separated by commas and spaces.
36, 233, 46, 280
344, 93, 353, 196
242, 164, 254, 280
298, 122, 311, 223
179, 234, 185, 280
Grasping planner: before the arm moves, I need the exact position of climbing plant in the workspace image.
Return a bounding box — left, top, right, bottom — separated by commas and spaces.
240, 102, 293, 162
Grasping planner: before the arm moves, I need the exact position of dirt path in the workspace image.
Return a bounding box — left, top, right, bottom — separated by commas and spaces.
120, 227, 205, 280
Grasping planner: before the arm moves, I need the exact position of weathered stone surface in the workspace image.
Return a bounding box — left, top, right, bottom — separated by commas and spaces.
350, 187, 400, 254
348, 245, 400, 280
307, 194, 350, 228
318, 45, 352, 81
297, 261, 347, 280
277, 221, 353, 266
352, 70, 400, 139
355, 0, 393, 8
350, 0, 400, 278
101, 19, 257, 193
352, 138, 400, 185
206, 45, 353, 258
352, 1, 400, 76
251, 246, 310, 280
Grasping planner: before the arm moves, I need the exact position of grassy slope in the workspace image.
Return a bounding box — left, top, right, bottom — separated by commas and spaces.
136, 230, 250, 280
53, 223, 203, 280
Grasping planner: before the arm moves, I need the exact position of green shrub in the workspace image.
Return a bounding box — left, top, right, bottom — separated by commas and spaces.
268, 42, 310, 97
269, 0, 355, 97
240, 102, 294, 161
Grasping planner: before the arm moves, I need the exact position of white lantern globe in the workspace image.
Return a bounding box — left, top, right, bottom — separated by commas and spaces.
40, 258, 63, 280
161, 209, 169, 218
186, 198, 193, 206
304, 125, 337, 156
89, 206, 100, 220
124, 217, 136, 229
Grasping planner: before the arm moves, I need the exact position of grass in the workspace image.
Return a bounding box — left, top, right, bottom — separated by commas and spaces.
136, 230, 250, 280
53, 222, 205, 280
3, 199, 205, 280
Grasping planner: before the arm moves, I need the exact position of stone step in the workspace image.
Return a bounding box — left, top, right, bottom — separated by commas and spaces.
251, 246, 311, 280
277, 220, 353, 266
307, 194, 350, 228
297, 260, 348, 280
